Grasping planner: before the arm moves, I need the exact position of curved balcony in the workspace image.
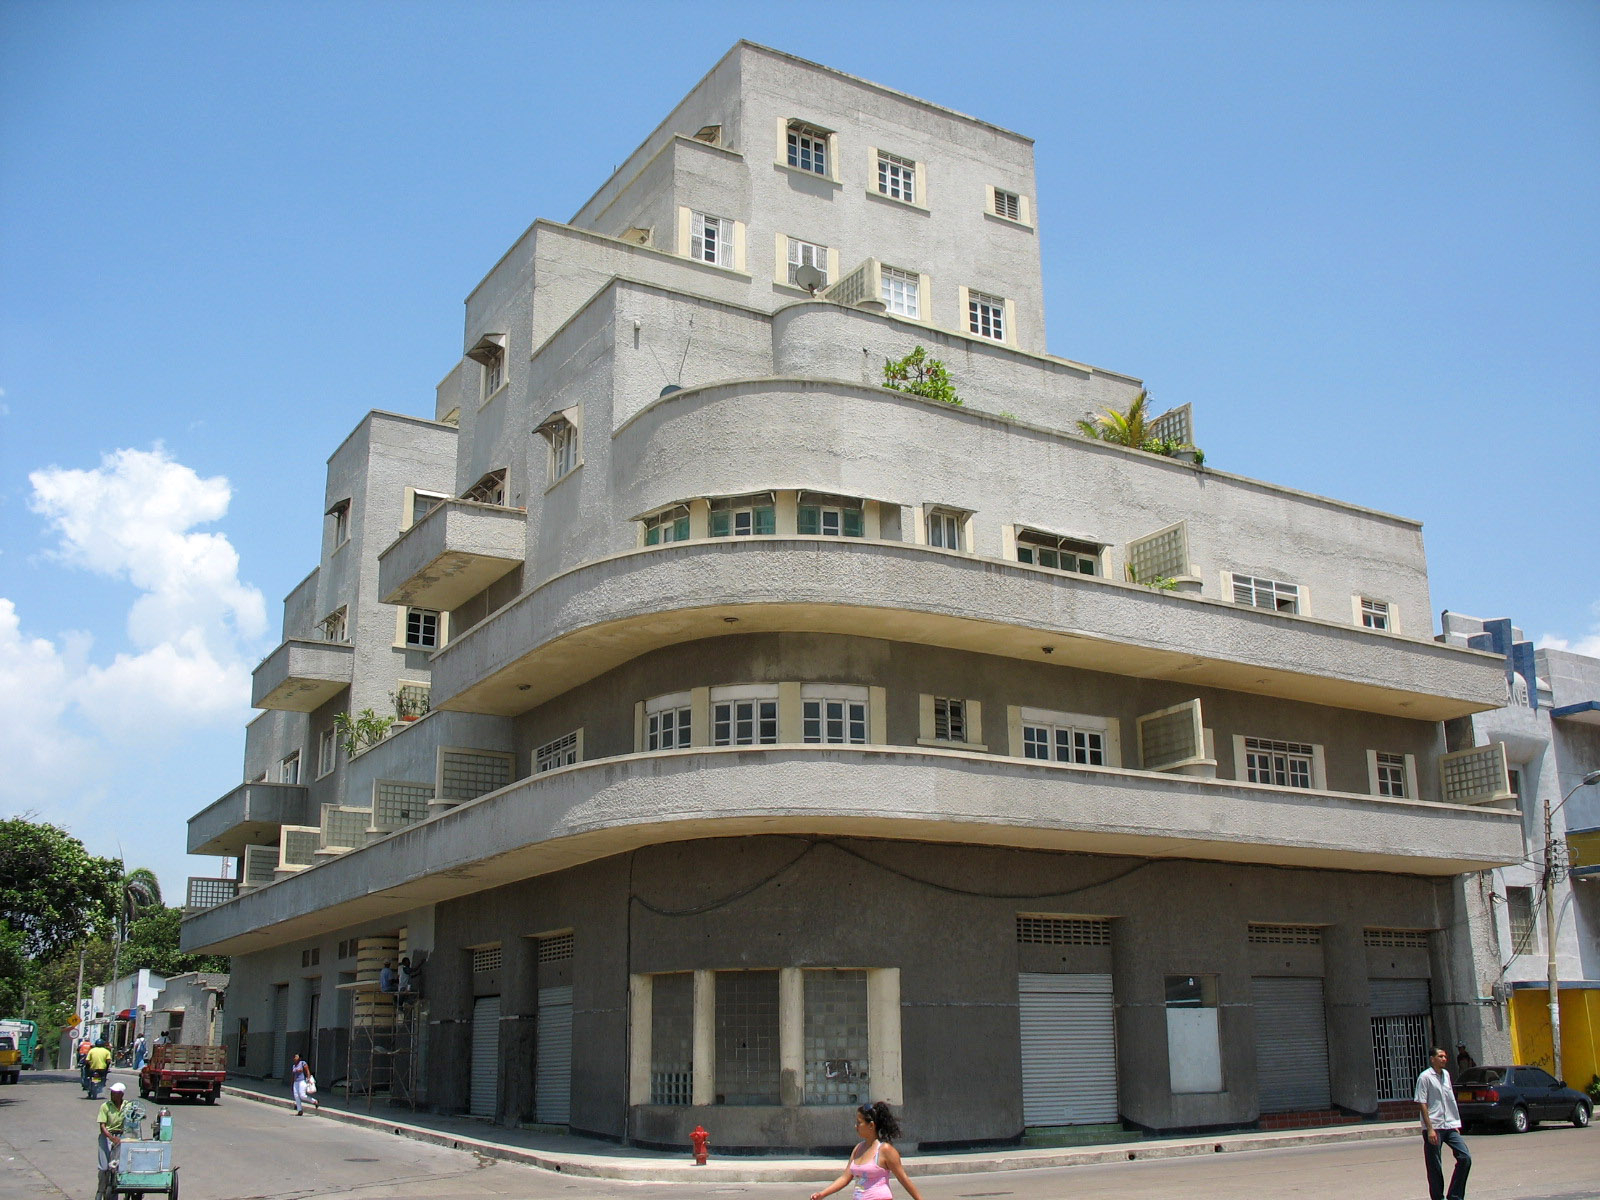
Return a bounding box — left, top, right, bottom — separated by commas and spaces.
251, 638, 354, 711
378, 498, 526, 610
181, 744, 1522, 955
429, 539, 1502, 722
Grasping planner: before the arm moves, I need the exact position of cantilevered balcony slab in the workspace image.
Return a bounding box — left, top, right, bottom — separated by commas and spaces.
251, 638, 354, 711
429, 539, 1506, 722
378, 499, 525, 610
187, 781, 317, 857
181, 746, 1523, 956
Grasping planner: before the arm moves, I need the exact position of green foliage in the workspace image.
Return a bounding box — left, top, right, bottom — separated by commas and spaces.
1076, 391, 1204, 463
391, 688, 432, 719
1143, 576, 1181, 592
0, 817, 119, 960
334, 708, 394, 756
882, 346, 961, 406
121, 906, 228, 977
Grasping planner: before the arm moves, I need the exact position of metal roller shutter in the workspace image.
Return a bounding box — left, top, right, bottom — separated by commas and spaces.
1019, 973, 1118, 1125
1370, 979, 1432, 1101
1251, 977, 1330, 1112
1369, 979, 1431, 1017
469, 996, 501, 1118
535, 985, 573, 1125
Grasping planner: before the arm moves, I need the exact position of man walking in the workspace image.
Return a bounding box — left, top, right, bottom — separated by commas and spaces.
1416, 1046, 1471, 1200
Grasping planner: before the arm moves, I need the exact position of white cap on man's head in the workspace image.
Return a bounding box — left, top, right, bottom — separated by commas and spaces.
109, 1082, 126, 1093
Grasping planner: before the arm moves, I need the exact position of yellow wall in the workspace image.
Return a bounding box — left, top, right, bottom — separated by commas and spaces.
1507, 987, 1600, 1089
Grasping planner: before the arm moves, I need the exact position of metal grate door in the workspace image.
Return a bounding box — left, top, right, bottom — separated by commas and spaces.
535, 985, 573, 1124
1251, 977, 1330, 1112
469, 996, 500, 1118
1019, 973, 1118, 1125
1370, 979, 1432, 1101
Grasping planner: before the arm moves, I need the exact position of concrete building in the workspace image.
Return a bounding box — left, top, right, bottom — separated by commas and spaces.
183, 42, 1523, 1148
1438, 614, 1600, 1086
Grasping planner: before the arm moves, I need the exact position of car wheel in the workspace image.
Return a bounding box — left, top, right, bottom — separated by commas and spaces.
1510, 1104, 1530, 1133
1573, 1102, 1591, 1128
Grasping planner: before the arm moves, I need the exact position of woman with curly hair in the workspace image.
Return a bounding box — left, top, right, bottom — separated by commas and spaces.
810, 1101, 925, 1200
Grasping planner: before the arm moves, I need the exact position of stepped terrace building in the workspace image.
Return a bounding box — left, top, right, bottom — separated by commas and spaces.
183, 42, 1523, 1148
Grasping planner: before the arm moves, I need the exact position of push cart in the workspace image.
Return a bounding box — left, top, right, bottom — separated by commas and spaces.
100, 1103, 179, 1200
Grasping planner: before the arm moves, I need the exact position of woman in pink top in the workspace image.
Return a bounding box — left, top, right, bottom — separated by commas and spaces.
811, 1101, 925, 1200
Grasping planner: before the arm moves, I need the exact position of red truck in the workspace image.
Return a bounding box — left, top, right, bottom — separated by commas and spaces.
139, 1044, 227, 1104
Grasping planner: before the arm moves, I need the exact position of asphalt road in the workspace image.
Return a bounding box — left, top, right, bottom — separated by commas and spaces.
2, 1068, 1595, 1200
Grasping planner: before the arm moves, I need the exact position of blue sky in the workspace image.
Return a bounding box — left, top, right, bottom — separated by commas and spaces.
2, 1, 1597, 896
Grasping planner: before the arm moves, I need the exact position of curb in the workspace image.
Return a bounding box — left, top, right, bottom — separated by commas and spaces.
221, 1084, 1417, 1183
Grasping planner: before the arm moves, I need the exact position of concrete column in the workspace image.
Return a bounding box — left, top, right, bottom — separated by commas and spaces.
778, 682, 803, 742
866, 968, 902, 1105
1323, 922, 1375, 1113
629, 974, 651, 1105
779, 967, 804, 1106
692, 969, 715, 1105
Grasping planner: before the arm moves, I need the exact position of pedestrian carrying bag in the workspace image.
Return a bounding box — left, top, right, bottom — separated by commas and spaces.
305, 1074, 317, 1096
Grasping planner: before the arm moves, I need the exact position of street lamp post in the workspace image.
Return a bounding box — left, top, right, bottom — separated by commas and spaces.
1545, 767, 1600, 1079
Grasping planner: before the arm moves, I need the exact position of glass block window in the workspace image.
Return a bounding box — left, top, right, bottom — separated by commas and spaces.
405, 607, 440, 648
933, 697, 966, 742
1016, 529, 1100, 575
1247, 923, 1322, 945
1243, 737, 1315, 789
993, 188, 1021, 220
374, 780, 433, 828
1137, 700, 1204, 770
536, 731, 580, 773
186, 877, 237, 909
968, 290, 1005, 341
710, 498, 776, 537
395, 682, 430, 719
1440, 743, 1510, 805
242, 844, 279, 886
787, 238, 829, 288
1016, 915, 1111, 946
650, 972, 694, 1106
1361, 598, 1390, 630
1232, 574, 1300, 614
438, 749, 514, 802
646, 695, 692, 751
803, 969, 869, 1106
879, 266, 920, 318
472, 945, 502, 973
803, 695, 868, 745
1375, 751, 1408, 798
713, 695, 778, 746
1126, 521, 1189, 585
877, 150, 916, 203
321, 807, 370, 850
786, 122, 828, 175
1507, 886, 1537, 953
715, 970, 780, 1105
281, 827, 320, 867
536, 932, 573, 962
1363, 928, 1430, 950
691, 211, 732, 266
644, 507, 690, 545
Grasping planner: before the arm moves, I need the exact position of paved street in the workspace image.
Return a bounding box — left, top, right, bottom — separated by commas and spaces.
2, 1068, 1595, 1200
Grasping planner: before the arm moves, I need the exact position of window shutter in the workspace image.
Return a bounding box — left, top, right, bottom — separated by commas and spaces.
797, 506, 820, 535
843, 508, 864, 537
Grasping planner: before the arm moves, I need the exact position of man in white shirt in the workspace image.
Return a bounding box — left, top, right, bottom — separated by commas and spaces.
1415, 1046, 1471, 1200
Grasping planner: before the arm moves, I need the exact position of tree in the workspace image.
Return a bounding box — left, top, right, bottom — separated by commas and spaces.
882, 346, 961, 406
121, 906, 228, 977
1076, 391, 1203, 462
106, 868, 160, 998
0, 817, 119, 961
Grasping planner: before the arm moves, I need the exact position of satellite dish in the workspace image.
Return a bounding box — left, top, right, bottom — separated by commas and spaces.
659, 384, 682, 398
793, 264, 825, 295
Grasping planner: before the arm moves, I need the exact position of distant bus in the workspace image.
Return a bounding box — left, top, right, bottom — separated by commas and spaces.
0, 1020, 39, 1069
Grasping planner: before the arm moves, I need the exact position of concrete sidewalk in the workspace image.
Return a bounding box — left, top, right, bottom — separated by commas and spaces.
213, 1075, 1417, 1184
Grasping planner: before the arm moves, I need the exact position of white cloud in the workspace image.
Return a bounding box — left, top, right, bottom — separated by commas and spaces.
1538, 600, 1600, 658
1, 447, 268, 816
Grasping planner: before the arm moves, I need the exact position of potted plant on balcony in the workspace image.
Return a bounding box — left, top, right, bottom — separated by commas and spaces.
334, 708, 394, 756
392, 688, 431, 722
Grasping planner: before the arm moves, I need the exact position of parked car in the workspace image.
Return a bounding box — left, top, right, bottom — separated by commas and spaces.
1455, 1065, 1592, 1132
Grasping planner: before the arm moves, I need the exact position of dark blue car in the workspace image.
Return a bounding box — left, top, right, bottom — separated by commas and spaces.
1455, 1065, 1593, 1133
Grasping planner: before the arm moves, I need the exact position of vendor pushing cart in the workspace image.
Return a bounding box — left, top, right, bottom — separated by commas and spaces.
96, 1082, 179, 1200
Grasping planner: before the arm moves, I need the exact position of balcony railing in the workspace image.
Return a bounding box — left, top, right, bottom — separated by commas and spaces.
185, 876, 238, 912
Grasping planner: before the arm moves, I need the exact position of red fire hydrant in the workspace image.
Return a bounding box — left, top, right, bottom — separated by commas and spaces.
690, 1124, 710, 1165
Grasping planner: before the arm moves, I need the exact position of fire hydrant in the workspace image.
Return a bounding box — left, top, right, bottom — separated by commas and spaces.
690, 1124, 710, 1165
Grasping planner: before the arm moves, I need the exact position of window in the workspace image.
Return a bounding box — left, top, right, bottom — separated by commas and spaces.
1016, 529, 1101, 575
317, 727, 337, 778
932, 697, 966, 743
646, 693, 692, 751
1232, 573, 1300, 614
644, 506, 690, 545
879, 266, 920, 318
1126, 521, 1190, 585
411, 490, 447, 525
1166, 975, 1223, 1093
715, 970, 780, 1105
394, 682, 430, 719
320, 606, 347, 643
436, 748, 515, 802
280, 752, 300, 785
1506, 766, 1523, 802
786, 121, 828, 175
691, 211, 732, 266
550, 421, 578, 481
650, 972, 694, 1105
1374, 751, 1408, 798
926, 507, 965, 550
1360, 598, 1390, 630
463, 469, 506, 506
405, 607, 440, 649
1243, 737, 1314, 789
468, 334, 507, 401
710, 496, 776, 537
1507, 886, 1536, 954
787, 238, 829, 288
968, 290, 1005, 341
712, 687, 779, 746
992, 188, 1021, 221
472, 944, 502, 973
803, 969, 869, 1106
803, 687, 868, 745
536, 730, 581, 772
1021, 711, 1106, 765
877, 150, 916, 203
797, 497, 864, 537
329, 500, 350, 547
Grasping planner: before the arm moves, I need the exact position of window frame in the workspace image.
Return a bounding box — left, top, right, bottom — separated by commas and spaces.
643, 505, 691, 546
924, 506, 968, 551
796, 494, 865, 538
784, 120, 832, 177
691, 210, 733, 267
1355, 595, 1395, 632
1011, 705, 1121, 768
875, 149, 918, 205
535, 730, 582, 773
1015, 527, 1103, 576
328, 499, 351, 550
1230, 573, 1302, 614
991, 187, 1022, 221
786, 237, 830, 288
645, 691, 693, 752
1234, 735, 1327, 791
316, 727, 337, 779
711, 685, 781, 747
467, 333, 508, 406
403, 606, 441, 650
320, 606, 348, 644
280, 751, 301, 786
462, 468, 507, 507
1367, 749, 1418, 799
800, 684, 870, 746
879, 265, 921, 318
710, 494, 777, 538
967, 289, 1007, 341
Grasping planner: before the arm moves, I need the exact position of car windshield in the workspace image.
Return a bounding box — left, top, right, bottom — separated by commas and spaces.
1457, 1067, 1506, 1085
0, 1036, 13, 1050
